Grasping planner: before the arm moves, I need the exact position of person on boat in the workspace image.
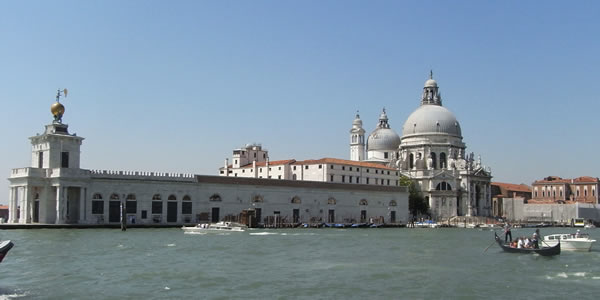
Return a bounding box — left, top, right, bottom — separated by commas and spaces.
517, 237, 524, 249
504, 223, 512, 243
532, 229, 540, 249
575, 229, 581, 238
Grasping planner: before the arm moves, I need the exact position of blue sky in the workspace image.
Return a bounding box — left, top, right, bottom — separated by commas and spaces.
2, 0, 599, 203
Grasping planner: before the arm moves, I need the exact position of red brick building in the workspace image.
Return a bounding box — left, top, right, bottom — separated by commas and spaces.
530, 176, 599, 204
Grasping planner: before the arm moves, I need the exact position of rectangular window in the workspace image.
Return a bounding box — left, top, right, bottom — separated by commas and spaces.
92, 201, 104, 214
356, 177, 360, 183
330, 165, 334, 169
342, 175, 345, 183
152, 201, 163, 214
278, 166, 281, 170
349, 167, 352, 171
293, 166, 297, 170
141, 210, 147, 219
182, 202, 192, 214
278, 175, 281, 179
319, 165, 322, 169
384, 152, 389, 159
254, 153, 257, 158
387, 171, 390, 175
38, 151, 43, 168
342, 166, 345, 170
305, 166, 308, 170
61, 151, 69, 168
367, 169, 370, 173
357, 168, 360, 172
330, 175, 334, 182
349, 176, 353, 183
242, 169, 245, 173
366, 178, 370, 184
260, 168, 262, 173
375, 170, 378, 174
126, 201, 137, 214
387, 179, 390, 185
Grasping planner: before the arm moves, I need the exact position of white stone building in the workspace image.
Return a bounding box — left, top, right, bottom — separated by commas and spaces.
350, 73, 493, 219
220, 145, 400, 186
397, 74, 492, 218
7, 93, 409, 225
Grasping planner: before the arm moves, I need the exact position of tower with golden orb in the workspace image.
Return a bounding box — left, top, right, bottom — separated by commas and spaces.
7, 89, 85, 224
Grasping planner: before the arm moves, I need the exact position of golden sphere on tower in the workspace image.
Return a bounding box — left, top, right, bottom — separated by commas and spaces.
51, 101, 65, 116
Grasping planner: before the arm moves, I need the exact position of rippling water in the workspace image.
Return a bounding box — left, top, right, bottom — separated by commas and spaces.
1, 227, 599, 299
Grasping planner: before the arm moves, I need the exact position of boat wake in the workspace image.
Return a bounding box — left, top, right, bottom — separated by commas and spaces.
249, 232, 279, 236
545, 272, 593, 280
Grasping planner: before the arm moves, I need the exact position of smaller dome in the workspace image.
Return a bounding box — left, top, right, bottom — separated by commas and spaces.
424, 79, 437, 87
367, 128, 401, 151
51, 101, 65, 116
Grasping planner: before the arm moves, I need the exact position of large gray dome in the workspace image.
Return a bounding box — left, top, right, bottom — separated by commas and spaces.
401, 105, 462, 137
367, 128, 401, 151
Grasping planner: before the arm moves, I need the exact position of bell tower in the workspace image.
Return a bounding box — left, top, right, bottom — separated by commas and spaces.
30, 89, 84, 169
349, 111, 365, 161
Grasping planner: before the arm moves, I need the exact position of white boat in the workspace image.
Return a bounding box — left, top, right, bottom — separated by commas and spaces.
543, 232, 596, 251
584, 223, 596, 229
182, 221, 247, 233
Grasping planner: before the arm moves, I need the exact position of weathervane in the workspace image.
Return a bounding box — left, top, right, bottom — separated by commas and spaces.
51, 88, 68, 123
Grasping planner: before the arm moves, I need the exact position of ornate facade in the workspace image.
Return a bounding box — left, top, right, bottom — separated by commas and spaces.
351, 73, 493, 218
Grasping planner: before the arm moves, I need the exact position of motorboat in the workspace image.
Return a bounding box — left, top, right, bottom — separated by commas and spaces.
543, 232, 596, 251
414, 220, 439, 228
182, 221, 247, 233
0, 240, 14, 263
494, 233, 560, 256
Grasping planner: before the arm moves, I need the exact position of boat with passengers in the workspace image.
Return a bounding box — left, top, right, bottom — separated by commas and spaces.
494, 233, 560, 256
182, 221, 247, 233
543, 231, 596, 252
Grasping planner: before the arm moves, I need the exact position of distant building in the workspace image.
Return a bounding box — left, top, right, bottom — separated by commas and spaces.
530, 176, 599, 204
0, 205, 8, 222
490, 182, 531, 217
219, 144, 400, 186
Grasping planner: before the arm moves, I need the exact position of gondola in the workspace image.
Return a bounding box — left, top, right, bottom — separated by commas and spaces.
494, 233, 560, 256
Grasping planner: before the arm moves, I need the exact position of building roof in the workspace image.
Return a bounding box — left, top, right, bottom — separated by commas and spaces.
533, 176, 571, 184
572, 176, 600, 183
533, 175, 600, 184
0, 205, 8, 210
491, 182, 531, 193
293, 158, 397, 171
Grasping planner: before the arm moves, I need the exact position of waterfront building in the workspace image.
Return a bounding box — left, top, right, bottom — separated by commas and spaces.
491, 182, 531, 217
7, 91, 408, 225
530, 176, 599, 204
219, 145, 400, 186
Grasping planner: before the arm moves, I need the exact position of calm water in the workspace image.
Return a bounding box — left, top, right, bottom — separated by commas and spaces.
1, 227, 599, 299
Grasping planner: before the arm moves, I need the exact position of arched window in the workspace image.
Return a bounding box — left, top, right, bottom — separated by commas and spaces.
152, 194, 162, 200
182, 195, 192, 214
291, 196, 301, 204
292, 174, 297, 180
328, 197, 336, 205
34, 193, 40, 200
440, 152, 447, 169
389, 200, 397, 207
210, 194, 222, 202
435, 182, 452, 191
409, 153, 414, 169
110, 194, 119, 200
359, 199, 368, 206
126, 194, 137, 214
431, 152, 437, 169
168, 195, 177, 201
584, 189, 588, 197
93, 193, 103, 200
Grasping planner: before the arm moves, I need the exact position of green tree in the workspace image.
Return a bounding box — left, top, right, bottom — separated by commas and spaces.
399, 175, 430, 219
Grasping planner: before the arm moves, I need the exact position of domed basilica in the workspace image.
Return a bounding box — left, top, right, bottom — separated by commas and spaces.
350, 73, 492, 218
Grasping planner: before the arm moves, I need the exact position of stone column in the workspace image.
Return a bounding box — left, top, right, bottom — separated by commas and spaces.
8, 187, 16, 223
55, 185, 64, 224
19, 186, 28, 224
79, 187, 86, 224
